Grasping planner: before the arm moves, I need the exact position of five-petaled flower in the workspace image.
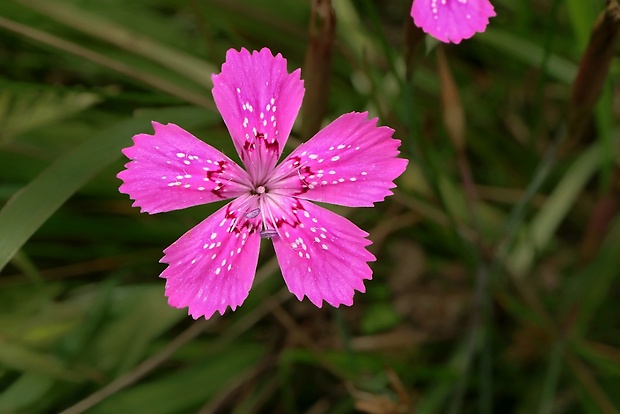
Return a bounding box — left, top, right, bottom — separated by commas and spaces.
411, 0, 496, 44
118, 48, 408, 319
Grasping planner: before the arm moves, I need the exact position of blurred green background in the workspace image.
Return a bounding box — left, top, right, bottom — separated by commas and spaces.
0, 0, 619, 412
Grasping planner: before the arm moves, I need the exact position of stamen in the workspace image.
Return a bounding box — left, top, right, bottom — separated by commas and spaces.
260, 229, 279, 239
245, 208, 260, 219
257, 190, 280, 239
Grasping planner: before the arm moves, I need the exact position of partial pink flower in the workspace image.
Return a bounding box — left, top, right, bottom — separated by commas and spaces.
118, 48, 408, 319
411, 0, 496, 44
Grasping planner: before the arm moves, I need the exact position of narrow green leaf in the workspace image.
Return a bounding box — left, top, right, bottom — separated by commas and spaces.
479, 28, 578, 83
537, 340, 565, 414
572, 217, 620, 335
0, 107, 213, 272
0, 373, 54, 413
0, 89, 101, 142
83, 285, 186, 375
0, 342, 79, 380
17, 0, 216, 90
566, 0, 602, 50
88, 345, 264, 414
507, 144, 601, 278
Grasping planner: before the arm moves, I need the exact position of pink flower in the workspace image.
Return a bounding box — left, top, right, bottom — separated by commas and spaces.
411, 0, 496, 44
117, 48, 408, 319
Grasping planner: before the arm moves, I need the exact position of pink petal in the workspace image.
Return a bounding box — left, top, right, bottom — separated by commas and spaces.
411, 0, 496, 44
269, 112, 408, 207
161, 195, 262, 319
212, 48, 304, 181
271, 198, 375, 308
118, 122, 250, 214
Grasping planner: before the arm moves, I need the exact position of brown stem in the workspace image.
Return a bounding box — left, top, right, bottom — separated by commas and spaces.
566, 0, 620, 146
301, 0, 336, 141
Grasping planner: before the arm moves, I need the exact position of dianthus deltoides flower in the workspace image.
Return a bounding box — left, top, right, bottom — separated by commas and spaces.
411, 0, 496, 44
118, 48, 408, 319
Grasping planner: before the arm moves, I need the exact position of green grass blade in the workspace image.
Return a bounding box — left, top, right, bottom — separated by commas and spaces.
0, 107, 211, 272
0, 373, 54, 412
87, 345, 264, 414
17, 0, 217, 90
507, 143, 601, 278
479, 28, 577, 83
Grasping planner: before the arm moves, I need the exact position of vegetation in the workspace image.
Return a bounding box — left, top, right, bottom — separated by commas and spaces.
0, 0, 618, 412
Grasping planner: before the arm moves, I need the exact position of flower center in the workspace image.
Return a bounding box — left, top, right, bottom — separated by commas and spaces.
247, 184, 281, 239
250, 183, 272, 196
